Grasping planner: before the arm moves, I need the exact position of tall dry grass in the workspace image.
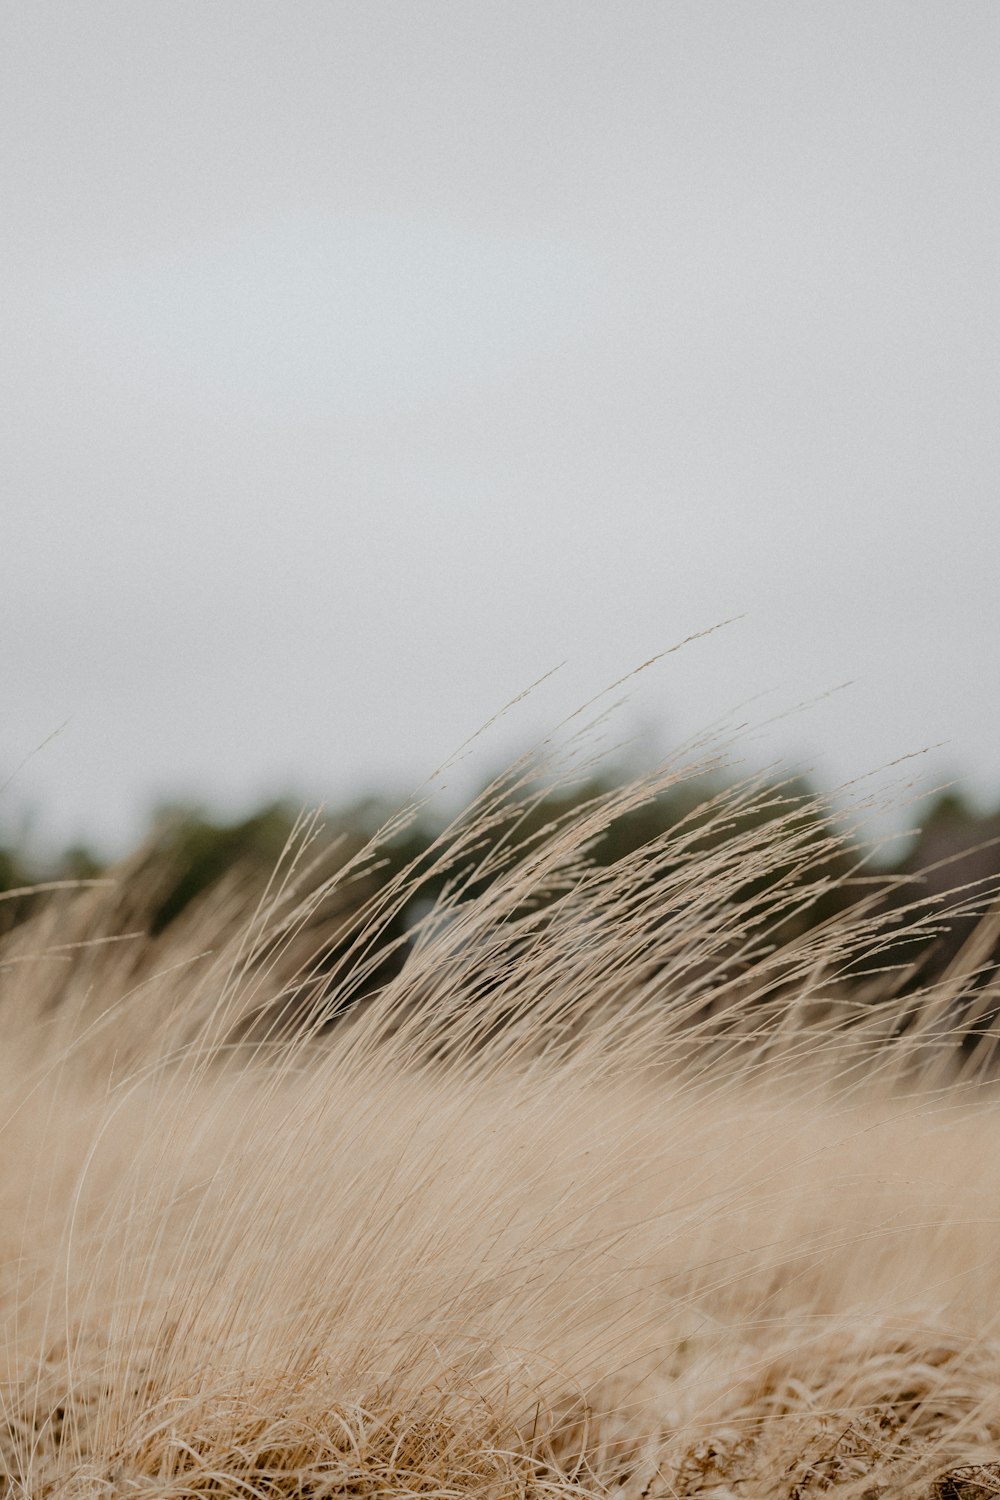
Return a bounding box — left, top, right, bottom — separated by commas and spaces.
3, 706, 1000, 1498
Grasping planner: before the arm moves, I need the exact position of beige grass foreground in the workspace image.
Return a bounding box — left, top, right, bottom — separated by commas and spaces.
4, 716, 1000, 1498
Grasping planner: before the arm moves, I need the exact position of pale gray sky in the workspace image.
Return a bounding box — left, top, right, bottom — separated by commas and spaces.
2, 2, 998, 856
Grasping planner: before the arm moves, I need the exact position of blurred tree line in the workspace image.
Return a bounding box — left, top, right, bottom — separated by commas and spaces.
2, 769, 999, 1049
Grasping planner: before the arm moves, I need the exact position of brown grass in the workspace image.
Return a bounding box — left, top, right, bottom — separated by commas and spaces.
3, 708, 1000, 1498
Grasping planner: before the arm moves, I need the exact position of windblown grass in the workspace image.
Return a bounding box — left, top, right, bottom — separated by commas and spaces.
3, 708, 1000, 1498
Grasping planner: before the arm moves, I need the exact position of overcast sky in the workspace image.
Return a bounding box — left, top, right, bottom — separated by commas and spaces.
2, 2, 999, 857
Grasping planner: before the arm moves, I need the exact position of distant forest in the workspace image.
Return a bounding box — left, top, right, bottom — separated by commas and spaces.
3, 768, 1000, 1027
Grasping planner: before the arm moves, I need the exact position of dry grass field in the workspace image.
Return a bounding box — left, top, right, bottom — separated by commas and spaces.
3, 720, 1000, 1498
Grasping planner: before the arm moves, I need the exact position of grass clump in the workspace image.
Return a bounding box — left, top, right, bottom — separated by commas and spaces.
3, 694, 1000, 1498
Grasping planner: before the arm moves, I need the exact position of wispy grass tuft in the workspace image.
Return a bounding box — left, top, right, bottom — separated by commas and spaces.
3, 692, 1000, 1498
